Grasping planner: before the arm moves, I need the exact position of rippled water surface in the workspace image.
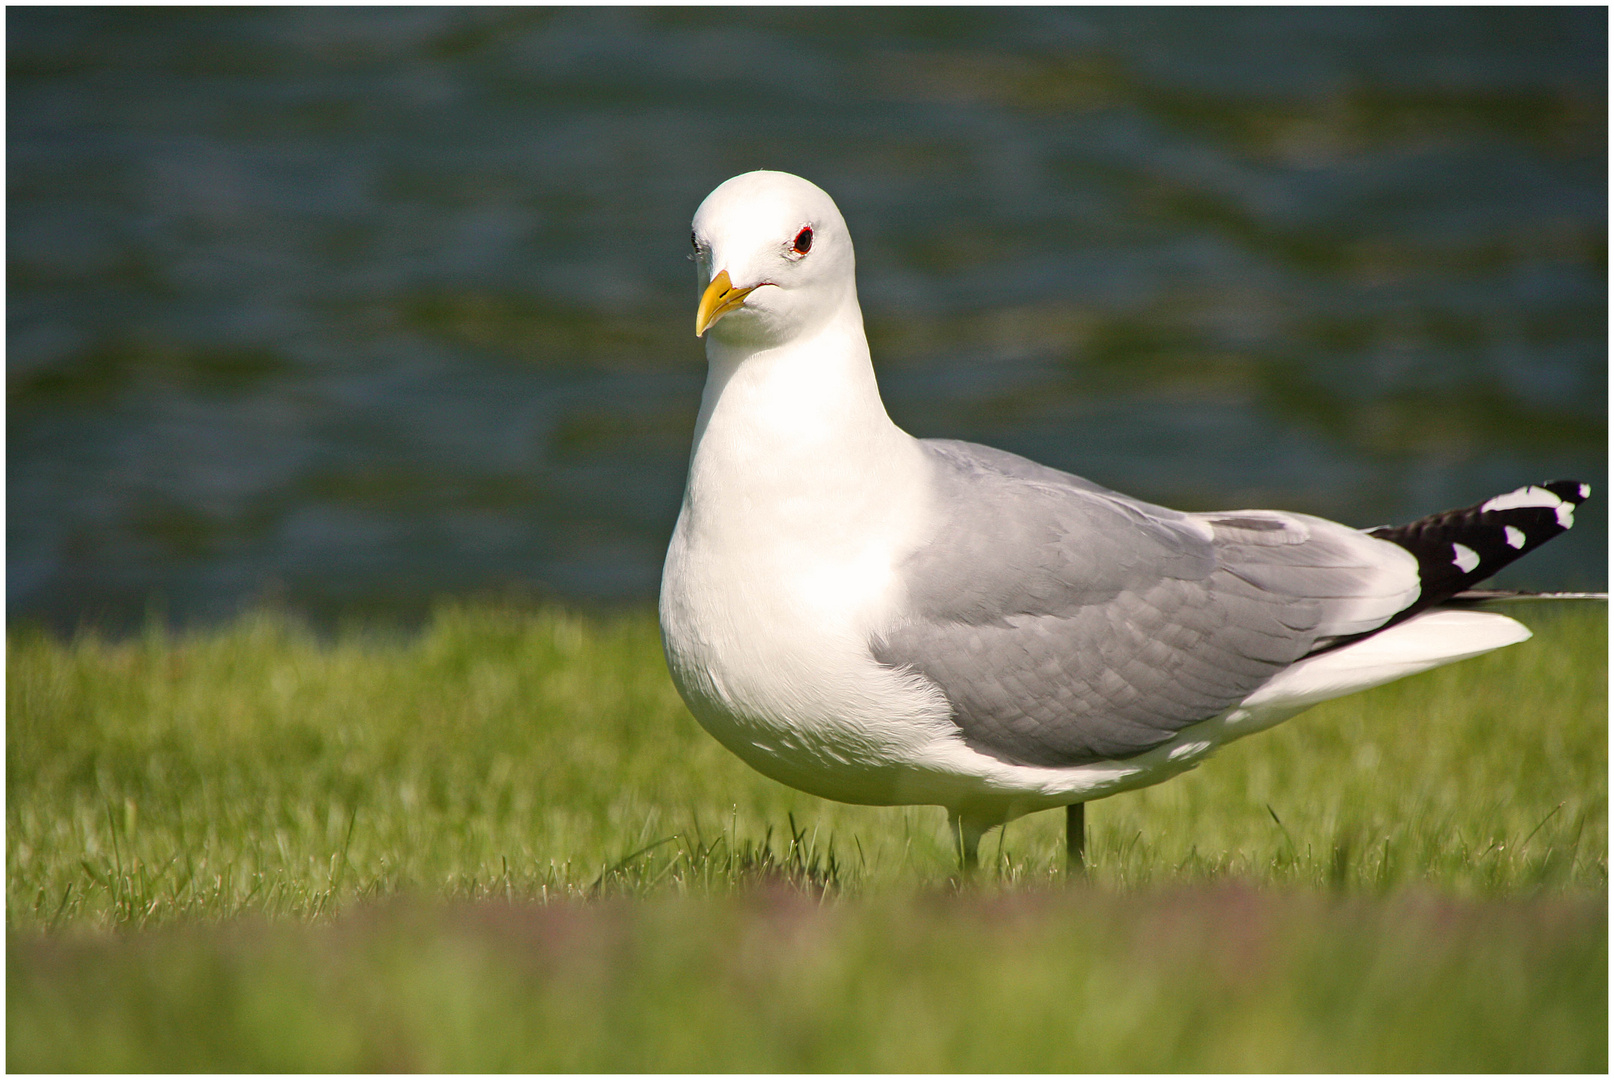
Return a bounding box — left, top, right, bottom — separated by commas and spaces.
9, 8, 1606, 630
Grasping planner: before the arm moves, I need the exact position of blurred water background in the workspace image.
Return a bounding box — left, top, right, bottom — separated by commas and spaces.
9, 7, 1606, 633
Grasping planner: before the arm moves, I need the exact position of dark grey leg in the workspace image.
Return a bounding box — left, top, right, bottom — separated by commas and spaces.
1066, 802, 1086, 874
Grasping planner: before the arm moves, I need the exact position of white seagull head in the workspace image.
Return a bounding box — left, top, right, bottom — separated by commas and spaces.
691, 170, 857, 347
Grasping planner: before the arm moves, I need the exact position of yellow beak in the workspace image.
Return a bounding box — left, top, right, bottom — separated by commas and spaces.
695, 269, 757, 336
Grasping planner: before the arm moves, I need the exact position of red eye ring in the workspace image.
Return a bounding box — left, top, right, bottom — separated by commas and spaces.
792, 226, 813, 254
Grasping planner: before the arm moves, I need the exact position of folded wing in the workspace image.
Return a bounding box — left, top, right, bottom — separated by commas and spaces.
871, 440, 1420, 767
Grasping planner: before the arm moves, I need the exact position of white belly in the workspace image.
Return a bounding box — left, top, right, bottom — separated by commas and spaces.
659, 503, 958, 807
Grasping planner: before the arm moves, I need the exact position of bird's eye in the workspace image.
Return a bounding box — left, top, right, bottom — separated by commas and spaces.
792, 226, 813, 255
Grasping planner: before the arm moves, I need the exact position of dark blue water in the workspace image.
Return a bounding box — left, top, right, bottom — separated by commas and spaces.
9, 8, 1606, 632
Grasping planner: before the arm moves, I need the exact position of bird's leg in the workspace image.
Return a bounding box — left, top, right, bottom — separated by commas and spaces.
1066, 802, 1086, 876
947, 810, 987, 872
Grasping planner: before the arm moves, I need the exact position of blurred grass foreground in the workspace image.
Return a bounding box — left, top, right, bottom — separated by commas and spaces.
7, 601, 1608, 1070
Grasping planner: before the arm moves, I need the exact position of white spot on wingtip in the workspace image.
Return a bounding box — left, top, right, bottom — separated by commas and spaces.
1556, 503, 1575, 529
1579, 483, 1590, 499
1482, 486, 1563, 514
1503, 525, 1526, 549
1452, 543, 1481, 573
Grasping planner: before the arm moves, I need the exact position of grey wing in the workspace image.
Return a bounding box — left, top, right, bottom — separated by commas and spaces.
871, 440, 1420, 767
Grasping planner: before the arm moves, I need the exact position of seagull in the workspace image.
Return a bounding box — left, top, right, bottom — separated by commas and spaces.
659, 169, 1589, 871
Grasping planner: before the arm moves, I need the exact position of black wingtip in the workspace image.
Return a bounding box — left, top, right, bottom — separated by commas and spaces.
1368, 480, 1591, 618
1542, 479, 1592, 508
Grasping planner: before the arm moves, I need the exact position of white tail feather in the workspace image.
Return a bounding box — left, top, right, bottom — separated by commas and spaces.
1240, 609, 1532, 713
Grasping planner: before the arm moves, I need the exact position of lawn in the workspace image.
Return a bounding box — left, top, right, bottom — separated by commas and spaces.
7, 600, 1607, 1069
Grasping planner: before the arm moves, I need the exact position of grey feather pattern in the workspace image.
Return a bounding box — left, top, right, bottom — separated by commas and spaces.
870, 440, 1415, 767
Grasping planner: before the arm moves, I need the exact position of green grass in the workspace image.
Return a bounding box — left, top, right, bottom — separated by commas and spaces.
10, 889, 1603, 1071
7, 600, 1607, 1069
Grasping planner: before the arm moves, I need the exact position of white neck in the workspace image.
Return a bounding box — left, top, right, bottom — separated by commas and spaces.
681, 297, 926, 575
